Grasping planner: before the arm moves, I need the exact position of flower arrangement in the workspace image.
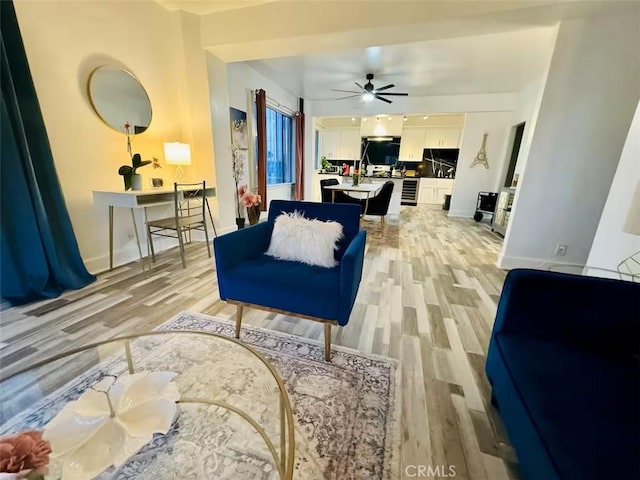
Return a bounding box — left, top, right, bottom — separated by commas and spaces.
0, 430, 51, 480
238, 184, 262, 225
231, 143, 247, 220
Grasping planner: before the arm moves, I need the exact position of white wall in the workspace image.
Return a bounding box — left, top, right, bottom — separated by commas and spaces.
309, 93, 517, 118
448, 111, 513, 217
14, 0, 216, 273
209, 61, 300, 229
206, 52, 236, 233
227, 63, 297, 113
227, 63, 298, 206
506, 27, 557, 184
509, 74, 549, 180
586, 101, 640, 278
499, 12, 640, 270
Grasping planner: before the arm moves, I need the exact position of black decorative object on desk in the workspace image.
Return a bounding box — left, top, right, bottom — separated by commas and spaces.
117, 122, 153, 190
118, 153, 152, 191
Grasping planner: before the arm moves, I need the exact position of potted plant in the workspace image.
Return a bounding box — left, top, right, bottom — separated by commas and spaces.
117, 123, 152, 190
118, 153, 152, 191
320, 156, 332, 173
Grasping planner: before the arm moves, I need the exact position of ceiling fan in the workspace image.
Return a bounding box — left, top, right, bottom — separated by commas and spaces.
331, 73, 409, 104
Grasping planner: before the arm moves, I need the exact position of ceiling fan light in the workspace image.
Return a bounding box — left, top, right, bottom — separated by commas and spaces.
362, 92, 374, 102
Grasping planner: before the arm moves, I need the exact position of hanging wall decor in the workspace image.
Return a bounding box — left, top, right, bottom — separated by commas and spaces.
470, 133, 490, 169
230, 108, 249, 228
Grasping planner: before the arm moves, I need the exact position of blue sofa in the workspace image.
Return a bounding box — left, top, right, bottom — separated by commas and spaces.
214, 200, 366, 361
486, 269, 640, 479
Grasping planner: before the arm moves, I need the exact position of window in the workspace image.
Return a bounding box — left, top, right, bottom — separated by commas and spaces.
266, 107, 294, 184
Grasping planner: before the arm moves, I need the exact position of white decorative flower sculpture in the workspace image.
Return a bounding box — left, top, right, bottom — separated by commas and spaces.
43, 372, 180, 480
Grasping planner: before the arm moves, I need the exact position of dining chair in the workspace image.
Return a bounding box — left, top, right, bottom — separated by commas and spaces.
359, 180, 394, 223
146, 181, 212, 268
320, 178, 361, 205
320, 178, 339, 202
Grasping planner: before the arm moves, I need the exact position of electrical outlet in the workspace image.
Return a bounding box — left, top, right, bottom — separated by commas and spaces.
127, 232, 135, 240
555, 244, 567, 256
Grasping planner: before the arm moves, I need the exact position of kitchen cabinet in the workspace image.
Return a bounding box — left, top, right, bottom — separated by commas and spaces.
399, 128, 426, 161
320, 130, 341, 159
321, 129, 361, 160
424, 128, 460, 148
339, 130, 362, 160
418, 178, 454, 205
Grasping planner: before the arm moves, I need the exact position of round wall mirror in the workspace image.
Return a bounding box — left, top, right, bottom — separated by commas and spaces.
88, 66, 152, 134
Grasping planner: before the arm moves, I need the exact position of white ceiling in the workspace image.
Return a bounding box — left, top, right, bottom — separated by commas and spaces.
245, 26, 557, 100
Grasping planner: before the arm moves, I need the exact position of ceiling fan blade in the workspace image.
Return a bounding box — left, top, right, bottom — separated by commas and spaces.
331, 89, 362, 94
375, 94, 392, 104
376, 92, 409, 96
375, 84, 395, 92
354, 82, 365, 91
335, 94, 361, 100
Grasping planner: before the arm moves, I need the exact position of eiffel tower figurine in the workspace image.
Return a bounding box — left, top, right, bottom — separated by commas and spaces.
471, 133, 489, 169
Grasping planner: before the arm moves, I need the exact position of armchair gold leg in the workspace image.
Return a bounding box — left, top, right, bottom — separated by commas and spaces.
235, 305, 243, 339
324, 324, 332, 362
381, 215, 386, 225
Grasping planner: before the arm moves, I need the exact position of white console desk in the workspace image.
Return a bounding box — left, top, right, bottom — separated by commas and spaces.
93, 187, 216, 270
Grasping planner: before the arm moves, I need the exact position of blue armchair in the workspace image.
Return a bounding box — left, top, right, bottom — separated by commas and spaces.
486, 269, 640, 479
213, 200, 366, 361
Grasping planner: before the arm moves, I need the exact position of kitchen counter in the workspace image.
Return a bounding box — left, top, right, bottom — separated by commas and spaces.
318, 172, 407, 179
318, 172, 455, 180
314, 171, 456, 211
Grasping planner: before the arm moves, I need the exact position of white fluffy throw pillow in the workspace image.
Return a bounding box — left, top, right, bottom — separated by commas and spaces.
266, 211, 344, 268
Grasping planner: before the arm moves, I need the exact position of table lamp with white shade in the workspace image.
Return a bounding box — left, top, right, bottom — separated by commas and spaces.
618, 180, 640, 280
164, 142, 191, 183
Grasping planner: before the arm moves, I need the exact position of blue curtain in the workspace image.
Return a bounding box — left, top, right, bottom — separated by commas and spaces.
1, 1, 95, 305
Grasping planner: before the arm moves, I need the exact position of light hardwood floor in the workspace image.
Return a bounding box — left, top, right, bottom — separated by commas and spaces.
0, 205, 518, 480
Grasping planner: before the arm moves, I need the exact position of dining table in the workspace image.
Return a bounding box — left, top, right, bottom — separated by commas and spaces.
323, 182, 382, 218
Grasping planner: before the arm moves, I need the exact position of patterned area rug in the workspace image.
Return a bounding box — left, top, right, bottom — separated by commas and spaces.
165, 313, 401, 480
1, 312, 401, 480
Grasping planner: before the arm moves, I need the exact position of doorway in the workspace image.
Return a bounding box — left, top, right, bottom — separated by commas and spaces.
504, 122, 525, 187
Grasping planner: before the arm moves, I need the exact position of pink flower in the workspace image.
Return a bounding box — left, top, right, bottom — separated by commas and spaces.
238, 188, 262, 207
0, 431, 51, 476
242, 194, 254, 207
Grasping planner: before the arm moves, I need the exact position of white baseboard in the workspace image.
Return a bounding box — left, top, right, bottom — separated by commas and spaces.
496, 254, 584, 271
85, 245, 146, 275
84, 228, 221, 275
447, 210, 475, 218
217, 225, 237, 235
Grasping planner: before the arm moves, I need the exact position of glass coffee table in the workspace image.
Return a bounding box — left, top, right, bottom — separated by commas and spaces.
0, 330, 295, 479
